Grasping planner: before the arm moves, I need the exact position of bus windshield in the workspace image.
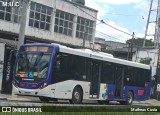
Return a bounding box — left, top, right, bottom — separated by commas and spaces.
15, 53, 51, 83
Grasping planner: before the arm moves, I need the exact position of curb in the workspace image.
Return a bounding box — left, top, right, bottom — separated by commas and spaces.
7, 98, 33, 101
0, 97, 7, 100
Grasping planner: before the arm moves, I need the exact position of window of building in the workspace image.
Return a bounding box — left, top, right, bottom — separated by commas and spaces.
29, 2, 52, 30
12, 0, 22, 23
0, 0, 22, 23
76, 17, 94, 40
0, 0, 11, 21
54, 10, 74, 36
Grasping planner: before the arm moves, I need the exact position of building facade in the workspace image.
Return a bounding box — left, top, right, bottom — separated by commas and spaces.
105, 41, 128, 50
0, 0, 99, 49
0, 0, 99, 94
95, 38, 128, 50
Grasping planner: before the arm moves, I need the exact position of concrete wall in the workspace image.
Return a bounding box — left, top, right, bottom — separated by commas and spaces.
132, 49, 159, 77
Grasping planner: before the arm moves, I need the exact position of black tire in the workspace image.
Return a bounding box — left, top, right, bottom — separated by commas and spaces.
98, 100, 109, 105
120, 91, 133, 105
69, 87, 83, 104
39, 96, 50, 102
127, 91, 133, 105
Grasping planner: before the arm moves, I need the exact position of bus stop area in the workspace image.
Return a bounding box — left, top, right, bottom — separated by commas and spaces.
0, 93, 159, 106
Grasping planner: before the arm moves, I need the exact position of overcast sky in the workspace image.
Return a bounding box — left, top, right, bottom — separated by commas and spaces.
85, 0, 157, 43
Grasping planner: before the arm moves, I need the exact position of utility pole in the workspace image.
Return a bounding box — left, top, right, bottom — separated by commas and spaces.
130, 32, 135, 60
155, 0, 160, 100
143, 0, 154, 48
127, 42, 131, 60
155, 0, 160, 47
17, 0, 30, 50
127, 32, 134, 61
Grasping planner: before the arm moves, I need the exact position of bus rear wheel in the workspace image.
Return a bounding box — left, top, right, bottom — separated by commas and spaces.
39, 96, 50, 102
127, 91, 133, 105
120, 91, 133, 105
69, 87, 83, 104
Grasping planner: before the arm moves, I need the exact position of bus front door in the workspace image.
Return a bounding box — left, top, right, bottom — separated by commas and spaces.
114, 66, 124, 98
89, 60, 101, 98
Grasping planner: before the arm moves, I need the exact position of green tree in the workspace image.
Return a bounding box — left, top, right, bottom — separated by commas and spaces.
126, 38, 154, 47
140, 58, 152, 65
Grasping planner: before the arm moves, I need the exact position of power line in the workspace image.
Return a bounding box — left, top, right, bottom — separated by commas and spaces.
100, 20, 136, 37
105, 12, 144, 17
96, 31, 122, 41
63, 0, 139, 38
96, 32, 119, 41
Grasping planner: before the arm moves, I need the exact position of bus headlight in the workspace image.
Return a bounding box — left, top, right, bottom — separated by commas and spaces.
39, 82, 48, 89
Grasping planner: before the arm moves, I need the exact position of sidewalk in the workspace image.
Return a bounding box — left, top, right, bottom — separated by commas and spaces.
133, 99, 160, 106
0, 93, 39, 102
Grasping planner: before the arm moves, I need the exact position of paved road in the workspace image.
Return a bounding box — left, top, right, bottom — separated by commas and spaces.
0, 94, 159, 107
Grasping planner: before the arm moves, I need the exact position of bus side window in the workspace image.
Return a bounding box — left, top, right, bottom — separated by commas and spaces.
101, 62, 114, 84
53, 54, 61, 72
52, 52, 72, 83
54, 56, 60, 72
124, 66, 135, 86
72, 55, 86, 81
56, 60, 60, 71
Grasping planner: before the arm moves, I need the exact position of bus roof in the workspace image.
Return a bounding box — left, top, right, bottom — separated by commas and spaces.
57, 44, 150, 70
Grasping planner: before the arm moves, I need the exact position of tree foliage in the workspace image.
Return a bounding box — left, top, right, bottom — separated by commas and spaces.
126, 38, 154, 47
140, 58, 152, 65
101, 49, 113, 54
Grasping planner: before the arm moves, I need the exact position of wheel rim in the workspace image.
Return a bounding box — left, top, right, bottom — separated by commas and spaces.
74, 91, 80, 101
128, 94, 132, 104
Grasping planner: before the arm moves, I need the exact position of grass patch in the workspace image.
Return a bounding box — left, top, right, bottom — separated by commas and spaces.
0, 112, 159, 115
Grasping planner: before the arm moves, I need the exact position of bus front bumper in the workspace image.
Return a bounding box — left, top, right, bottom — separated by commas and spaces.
12, 85, 54, 97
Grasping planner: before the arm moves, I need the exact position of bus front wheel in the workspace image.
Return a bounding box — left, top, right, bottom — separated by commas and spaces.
69, 87, 83, 104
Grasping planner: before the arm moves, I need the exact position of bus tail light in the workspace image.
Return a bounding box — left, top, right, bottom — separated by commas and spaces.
39, 82, 48, 89
20, 83, 25, 87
